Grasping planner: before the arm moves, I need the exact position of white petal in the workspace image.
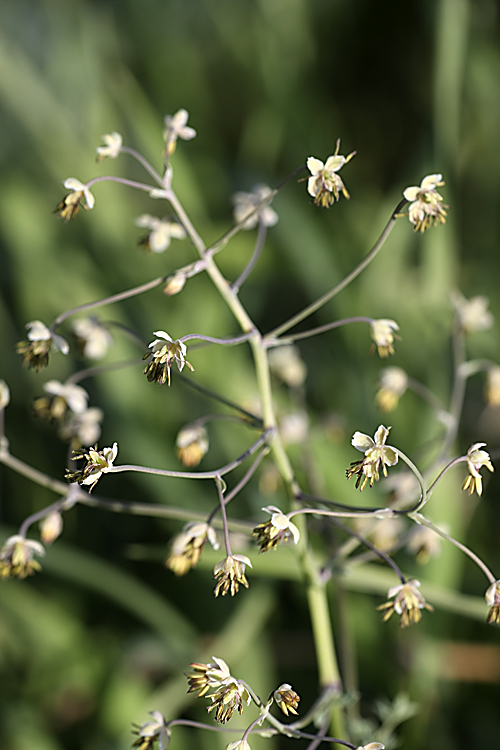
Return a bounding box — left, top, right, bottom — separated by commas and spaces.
351, 431, 375, 451
306, 157, 324, 175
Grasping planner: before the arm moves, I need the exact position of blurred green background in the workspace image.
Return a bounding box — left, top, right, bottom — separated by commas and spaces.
1, 0, 500, 748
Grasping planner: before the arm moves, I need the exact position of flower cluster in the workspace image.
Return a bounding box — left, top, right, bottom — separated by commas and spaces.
402, 174, 447, 233
346, 425, 398, 491
377, 579, 434, 628
213, 554, 252, 597
166, 522, 219, 576
65, 442, 118, 492
0, 535, 45, 579
253, 506, 300, 553
143, 331, 194, 387
186, 657, 251, 724
17, 321, 69, 372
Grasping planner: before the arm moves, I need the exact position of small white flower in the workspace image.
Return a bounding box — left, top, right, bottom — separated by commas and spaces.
135, 214, 186, 253
356, 744, 385, 750
163, 108, 197, 154
462, 442, 494, 496
143, 331, 194, 386
40, 511, 63, 545
232, 184, 279, 230
347, 425, 399, 491
227, 741, 251, 750
0, 380, 10, 409
26, 321, 69, 354
133, 710, 170, 750
485, 365, 500, 406
62, 178, 95, 210
402, 174, 447, 232
43, 380, 89, 414
96, 132, 122, 161
254, 506, 300, 552
61, 407, 104, 446
452, 292, 494, 334
0, 535, 45, 579
485, 580, 500, 625
67, 442, 118, 492
72, 317, 113, 359
306, 139, 355, 207
376, 367, 408, 411
370, 319, 399, 358
279, 411, 309, 445
176, 424, 209, 467
213, 554, 252, 597
268, 345, 307, 387
378, 579, 433, 627
166, 522, 219, 576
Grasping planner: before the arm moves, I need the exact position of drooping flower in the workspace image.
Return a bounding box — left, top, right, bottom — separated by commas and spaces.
232, 184, 279, 230
132, 711, 170, 750
163, 108, 197, 155
54, 178, 95, 222
66, 442, 118, 492
135, 214, 186, 253
402, 174, 447, 233
186, 656, 232, 697
227, 741, 251, 750
60, 406, 104, 446
274, 684, 300, 716
0, 380, 10, 409
485, 580, 500, 625
17, 320, 69, 372
206, 677, 252, 724
306, 139, 356, 207
406, 523, 443, 564
40, 511, 63, 545
0, 535, 45, 579
377, 579, 433, 627
452, 292, 494, 334
72, 317, 113, 359
370, 319, 399, 358
96, 132, 122, 161
166, 522, 219, 576
33, 380, 89, 421
213, 554, 252, 597
268, 345, 307, 387
462, 443, 494, 496
356, 744, 385, 750
375, 367, 408, 412
253, 506, 300, 553
175, 424, 209, 467
485, 366, 500, 407
163, 272, 187, 296
143, 331, 194, 387
346, 425, 399, 491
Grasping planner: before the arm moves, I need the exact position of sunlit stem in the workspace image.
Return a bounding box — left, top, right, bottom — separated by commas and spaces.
427, 455, 467, 493
207, 448, 268, 526
119, 146, 164, 185
410, 512, 496, 583
267, 199, 407, 339
215, 476, 232, 557
18, 489, 78, 538
392, 447, 428, 512
181, 332, 254, 346
85, 174, 156, 194
269, 316, 373, 346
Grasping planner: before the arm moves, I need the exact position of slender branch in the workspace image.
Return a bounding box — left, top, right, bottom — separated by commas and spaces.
270, 317, 373, 346
119, 146, 164, 185
181, 332, 254, 346
85, 174, 156, 194
231, 220, 267, 293
266, 199, 407, 340
215, 476, 232, 557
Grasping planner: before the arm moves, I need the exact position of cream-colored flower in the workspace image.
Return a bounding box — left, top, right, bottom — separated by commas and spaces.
406, 523, 443, 564
355, 515, 405, 552
268, 345, 307, 387
253, 506, 300, 553
163, 108, 197, 154
232, 184, 278, 230
163, 272, 186, 296
452, 293, 494, 334
17, 321, 69, 372
402, 174, 447, 232
60, 406, 104, 446
307, 139, 355, 207
135, 214, 186, 253
132, 710, 170, 750
72, 317, 113, 359
279, 411, 309, 445
206, 677, 251, 724
66, 442, 118, 492
485, 366, 500, 406
0, 535, 45, 579
485, 580, 500, 625
40, 511, 63, 545
166, 522, 219, 576
186, 657, 233, 697
176, 424, 209, 467
375, 367, 408, 411
227, 741, 251, 750
0, 380, 10, 409
143, 331, 194, 387
462, 443, 494, 496
96, 132, 122, 161
274, 684, 300, 716
54, 178, 95, 221
377, 579, 433, 627
370, 319, 399, 358
213, 554, 252, 597
347, 425, 399, 491
356, 744, 385, 750
45, 380, 89, 414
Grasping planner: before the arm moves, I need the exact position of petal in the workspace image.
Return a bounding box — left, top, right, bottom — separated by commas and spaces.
63, 177, 86, 191
306, 157, 324, 175
233, 554, 252, 568
324, 155, 346, 173
403, 186, 419, 201
382, 447, 399, 466
152, 331, 174, 343
83, 187, 95, 209
420, 174, 443, 190
51, 332, 70, 354
135, 214, 158, 229
351, 431, 375, 451
374, 425, 390, 446
26, 320, 51, 341
43, 380, 64, 396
